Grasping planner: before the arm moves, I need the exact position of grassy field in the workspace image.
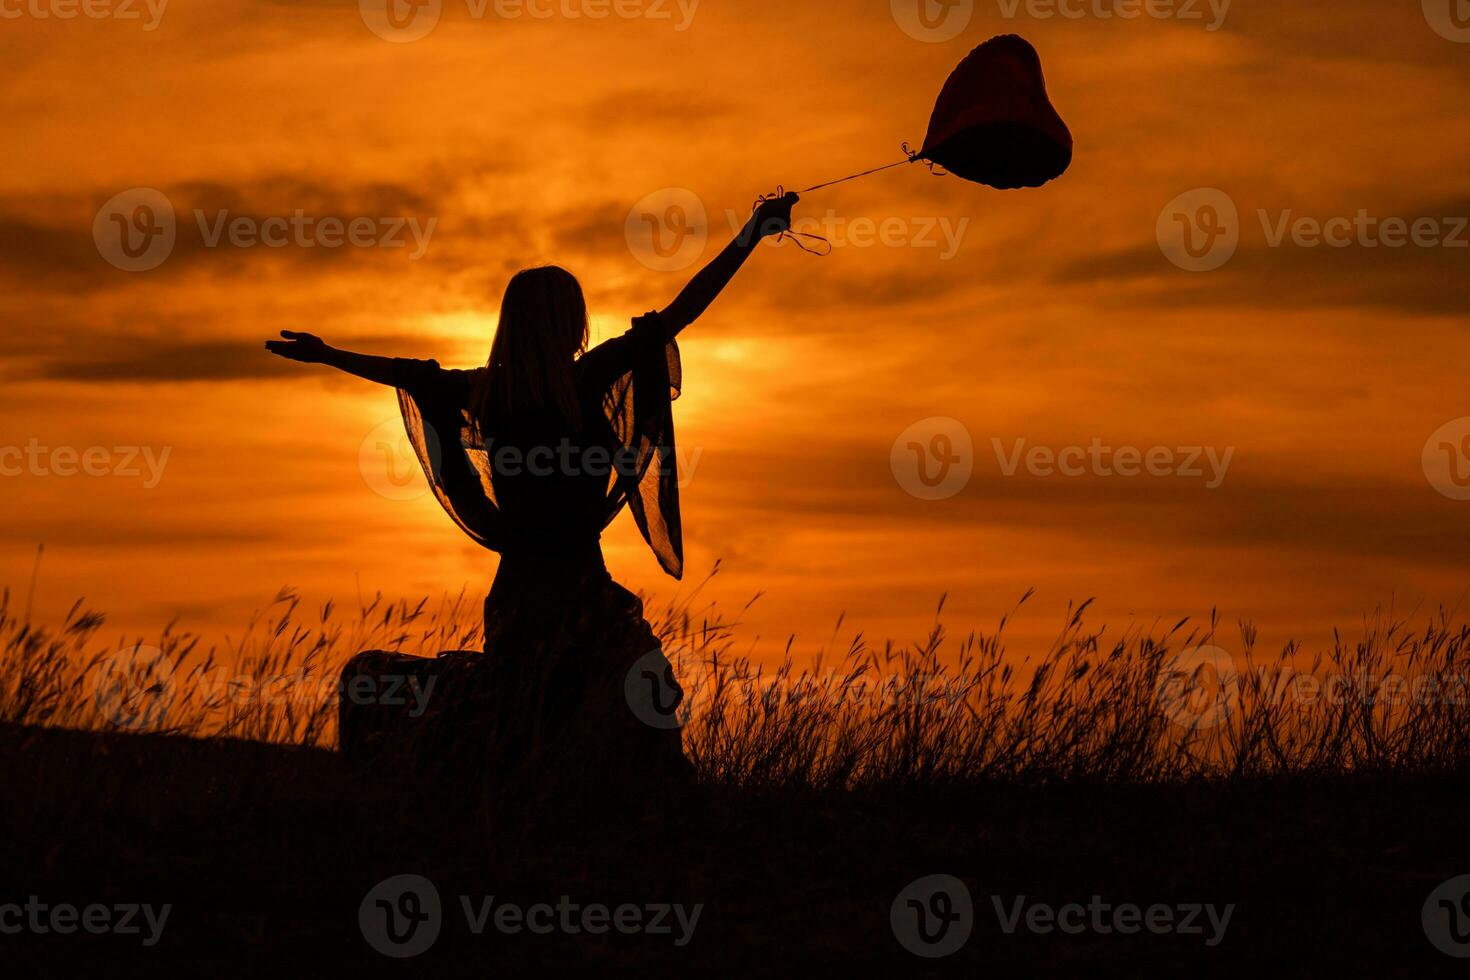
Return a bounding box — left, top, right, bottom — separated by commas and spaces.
2, 576, 1469, 974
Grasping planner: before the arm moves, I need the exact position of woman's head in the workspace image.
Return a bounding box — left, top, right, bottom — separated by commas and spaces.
473, 265, 589, 429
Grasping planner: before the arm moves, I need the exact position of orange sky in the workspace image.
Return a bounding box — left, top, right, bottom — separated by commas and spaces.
2, 0, 1468, 660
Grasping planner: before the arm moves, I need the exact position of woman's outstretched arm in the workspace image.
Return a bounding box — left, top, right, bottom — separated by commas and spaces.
265, 331, 399, 385
659, 191, 797, 339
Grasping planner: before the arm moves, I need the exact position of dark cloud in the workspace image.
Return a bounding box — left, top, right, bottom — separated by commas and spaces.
691, 439, 1470, 570
0, 177, 451, 294
1209, 0, 1466, 65
27, 333, 446, 383
1058, 195, 1470, 316
575, 89, 736, 129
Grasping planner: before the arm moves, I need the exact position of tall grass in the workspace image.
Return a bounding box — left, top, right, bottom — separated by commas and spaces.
3, 577, 1469, 788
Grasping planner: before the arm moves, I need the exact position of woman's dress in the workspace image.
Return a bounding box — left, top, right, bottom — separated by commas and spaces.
338, 312, 693, 790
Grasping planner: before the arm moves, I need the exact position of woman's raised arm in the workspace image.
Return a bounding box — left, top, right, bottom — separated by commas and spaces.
659, 191, 798, 339
265, 330, 399, 386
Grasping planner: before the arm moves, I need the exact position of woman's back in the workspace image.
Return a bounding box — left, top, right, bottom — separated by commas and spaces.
484, 366, 618, 560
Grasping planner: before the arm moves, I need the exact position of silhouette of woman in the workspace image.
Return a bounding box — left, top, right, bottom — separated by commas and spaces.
266, 192, 799, 790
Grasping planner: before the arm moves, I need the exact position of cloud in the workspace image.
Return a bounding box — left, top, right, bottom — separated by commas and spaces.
690, 438, 1470, 570
0, 176, 451, 294
1058, 195, 1470, 316
27, 333, 445, 384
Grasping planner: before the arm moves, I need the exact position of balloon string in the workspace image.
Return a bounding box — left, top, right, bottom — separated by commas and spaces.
796, 141, 926, 194
754, 142, 928, 257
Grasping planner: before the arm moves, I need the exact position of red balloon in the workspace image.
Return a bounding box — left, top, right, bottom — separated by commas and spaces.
918, 35, 1073, 190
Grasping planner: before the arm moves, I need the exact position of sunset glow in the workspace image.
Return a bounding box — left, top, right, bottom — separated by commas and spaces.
3, 0, 1468, 659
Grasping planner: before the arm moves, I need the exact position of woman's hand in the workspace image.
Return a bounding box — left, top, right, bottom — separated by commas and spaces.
265, 330, 331, 363
752, 191, 799, 239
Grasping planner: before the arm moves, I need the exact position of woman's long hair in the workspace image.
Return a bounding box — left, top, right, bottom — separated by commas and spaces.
470, 266, 590, 435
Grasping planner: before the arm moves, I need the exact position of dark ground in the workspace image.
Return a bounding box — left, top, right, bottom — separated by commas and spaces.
0, 722, 1466, 977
